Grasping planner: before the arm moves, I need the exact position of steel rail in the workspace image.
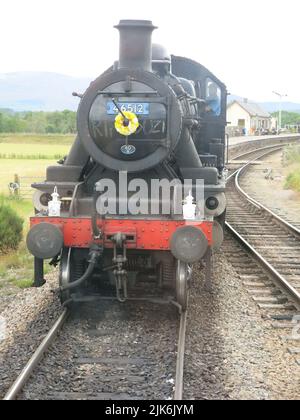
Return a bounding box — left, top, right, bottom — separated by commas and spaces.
226, 222, 300, 305
227, 146, 284, 182
226, 146, 300, 305
3, 309, 69, 401
228, 144, 300, 237
231, 143, 291, 161
174, 310, 188, 400
230, 135, 300, 161
235, 164, 300, 238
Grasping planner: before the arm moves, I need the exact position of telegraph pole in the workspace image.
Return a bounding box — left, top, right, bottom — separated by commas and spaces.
273, 91, 288, 131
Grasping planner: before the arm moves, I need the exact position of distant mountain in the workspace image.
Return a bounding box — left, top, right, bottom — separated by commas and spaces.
228, 95, 300, 114
0, 72, 91, 111
259, 102, 300, 114
1, 73, 300, 114
0, 108, 15, 114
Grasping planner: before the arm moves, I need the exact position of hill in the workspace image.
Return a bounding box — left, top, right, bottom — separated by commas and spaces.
0, 72, 91, 111
1, 72, 300, 113
228, 95, 300, 114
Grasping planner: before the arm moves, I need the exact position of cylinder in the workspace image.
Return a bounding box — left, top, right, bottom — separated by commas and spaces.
115, 20, 157, 71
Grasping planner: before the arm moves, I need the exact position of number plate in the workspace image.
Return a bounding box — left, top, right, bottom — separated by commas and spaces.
107, 102, 150, 115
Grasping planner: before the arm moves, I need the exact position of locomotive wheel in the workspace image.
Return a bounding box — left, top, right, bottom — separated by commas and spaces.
59, 248, 72, 306
59, 248, 86, 307
176, 260, 189, 312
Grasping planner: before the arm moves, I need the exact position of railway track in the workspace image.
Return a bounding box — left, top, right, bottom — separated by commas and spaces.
228, 134, 300, 162
3, 138, 299, 400
3, 298, 188, 400
226, 146, 300, 364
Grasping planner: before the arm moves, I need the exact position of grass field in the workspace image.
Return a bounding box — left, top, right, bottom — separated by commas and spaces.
0, 133, 74, 145
0, 143, 71, 159
0, 134, 70, 289
0, 159, 56, 194
0, 134, 72, 160
0, 134, 73, 194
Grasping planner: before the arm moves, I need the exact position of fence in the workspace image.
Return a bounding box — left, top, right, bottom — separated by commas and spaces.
8, 174, 44, 199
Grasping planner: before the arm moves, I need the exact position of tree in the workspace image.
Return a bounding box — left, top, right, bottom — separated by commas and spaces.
0, 110, 77, 133
271, 111, 300, 126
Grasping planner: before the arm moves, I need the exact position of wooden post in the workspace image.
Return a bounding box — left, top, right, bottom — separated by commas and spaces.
14, 174, 20, 197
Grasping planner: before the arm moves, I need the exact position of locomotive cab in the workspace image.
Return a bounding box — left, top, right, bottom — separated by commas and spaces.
27, 20, 227, 312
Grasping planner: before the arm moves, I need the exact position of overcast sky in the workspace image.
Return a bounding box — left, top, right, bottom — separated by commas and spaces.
1, 0, 299, 102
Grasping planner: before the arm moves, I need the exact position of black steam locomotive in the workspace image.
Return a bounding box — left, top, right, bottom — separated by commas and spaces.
27, 20, 227, 311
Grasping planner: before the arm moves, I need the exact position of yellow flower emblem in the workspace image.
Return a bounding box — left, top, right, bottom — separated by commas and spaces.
114, 111, 139, 136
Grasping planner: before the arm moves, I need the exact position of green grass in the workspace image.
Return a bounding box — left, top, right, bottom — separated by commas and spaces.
284, 145, 300, 193
0, 198, 34, 289
0, 158, 55, 195
0, 135, 72, 195
0, 136, 66, 289
285, 170, 300, 192
0, 204, 55, 290
0, 133, 74, 145
0, 142, 70, 159
0, 196, 24, 253
12, 278, 34, 289
284, 145, 300, 166
2, 197, 32, 223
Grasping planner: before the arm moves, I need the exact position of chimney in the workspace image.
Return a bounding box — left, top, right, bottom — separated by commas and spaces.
115, 20, 157, 72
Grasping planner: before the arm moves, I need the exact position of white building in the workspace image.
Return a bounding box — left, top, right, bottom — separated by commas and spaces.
227, 99, 273, 135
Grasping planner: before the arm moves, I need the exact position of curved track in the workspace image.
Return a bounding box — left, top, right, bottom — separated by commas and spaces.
226, 147, 300, 305
226, 146, 300, 364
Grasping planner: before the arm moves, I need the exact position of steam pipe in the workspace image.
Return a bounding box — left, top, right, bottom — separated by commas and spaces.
92, 190, 102, 239
60, 261, 96, 292
175, 129, 202, 168
65, 135, 90, 166
60, 245, 102, 292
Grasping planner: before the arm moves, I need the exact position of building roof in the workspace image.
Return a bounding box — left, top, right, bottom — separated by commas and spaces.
229, 100, 271, 118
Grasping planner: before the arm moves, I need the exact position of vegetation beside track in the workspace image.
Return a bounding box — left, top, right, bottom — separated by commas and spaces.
284, 145, 300, 192
0, 196, 23, 253
0, 196, 34, 289
0, 135, 68, 289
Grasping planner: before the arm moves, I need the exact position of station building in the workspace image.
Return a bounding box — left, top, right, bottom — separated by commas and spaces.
227, 99, 274, 136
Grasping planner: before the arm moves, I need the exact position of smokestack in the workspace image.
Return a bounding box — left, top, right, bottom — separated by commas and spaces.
115, 20, 157, 72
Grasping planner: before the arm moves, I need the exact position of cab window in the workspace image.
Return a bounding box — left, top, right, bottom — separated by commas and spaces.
205, 78, 221, 116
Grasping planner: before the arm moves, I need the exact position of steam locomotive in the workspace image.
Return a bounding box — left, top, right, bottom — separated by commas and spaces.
26, 20, 227, 311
